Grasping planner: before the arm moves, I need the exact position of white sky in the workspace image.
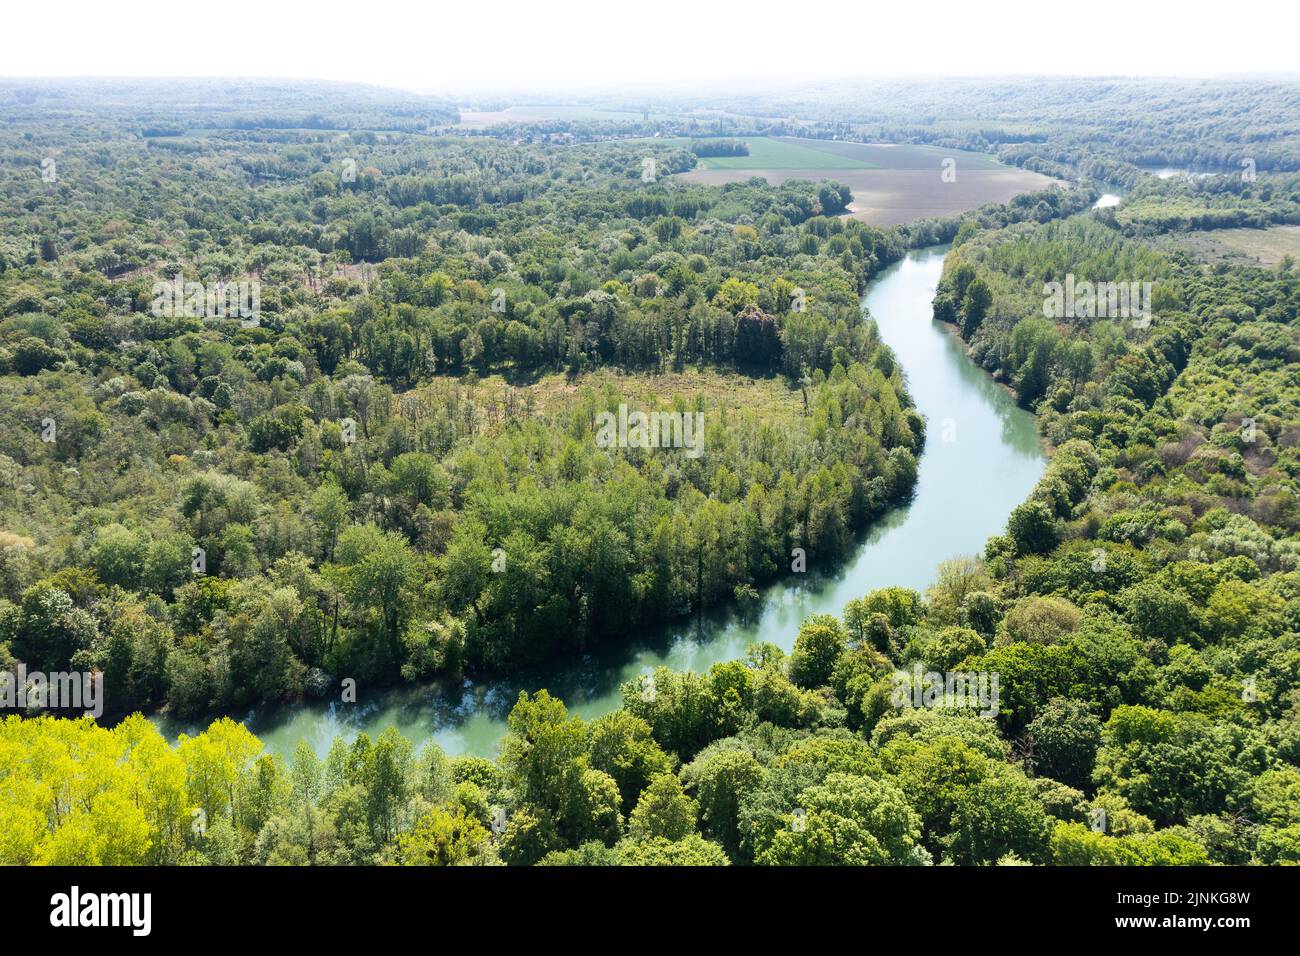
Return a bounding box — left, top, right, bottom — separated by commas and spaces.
4, 0, 1297, 95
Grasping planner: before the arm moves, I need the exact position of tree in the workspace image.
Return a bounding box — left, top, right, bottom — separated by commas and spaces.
1125, 581, 1196, 642
89, 524, 148, 590
177, 717, 263, 833
789, 614, 848, 688
851, 587, 924, 630
756, 773, 922, 866
627, 773, 697, 842
925, 556, 992, 625
564, 767, 623, 846
3, 583, 98, 672
335, 524, 421, 667
945, 766, 1052, 865
1050, 821, 1210, 866
1009, 318, 1060, 406
498, 804, 559, 866
734, 307, 782, 369
360, 727, 413, 844
586, 712, 673, 812
616, 834, 730, 866
499, 691, 586, 820
1007, 500, 1057, 555
96, 597, 173, 713
1058, 339, 1094, 390
959, 278, 992, 337
999, 595, 1082, 646
882, 736, 990, 853
681, 749, 764, 856
622, 667, 718, 760
310, 482, 350, 561
536, 841, 621, 866
1093, 706, 1255, 826
928, 626, 986, 670
13, 336, 65, 375
1025, 698, 1102, 791
398, 806, 489, 866
712, 277, 759, 313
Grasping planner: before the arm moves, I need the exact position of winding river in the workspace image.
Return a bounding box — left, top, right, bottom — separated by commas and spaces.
155, 245, 1047, 759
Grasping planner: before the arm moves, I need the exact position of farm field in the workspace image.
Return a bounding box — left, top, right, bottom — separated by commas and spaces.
838, 168, 1060, 225
456, 104, 672, 127
769, 137, 1008, 170
692, 136, 874, 169
677, 137, 1060, 225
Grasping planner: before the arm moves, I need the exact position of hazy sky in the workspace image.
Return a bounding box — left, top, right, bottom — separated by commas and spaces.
6, 0, 1297, 95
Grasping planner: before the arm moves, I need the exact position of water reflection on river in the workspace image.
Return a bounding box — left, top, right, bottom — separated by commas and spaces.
153, 245, 1047, 759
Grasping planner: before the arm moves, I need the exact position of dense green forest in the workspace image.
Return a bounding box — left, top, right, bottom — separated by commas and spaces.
0, 82, 1089, 719
2, 79, 1298, 866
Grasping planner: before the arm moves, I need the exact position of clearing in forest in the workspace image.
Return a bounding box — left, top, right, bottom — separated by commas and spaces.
1152, 225, 1300, 267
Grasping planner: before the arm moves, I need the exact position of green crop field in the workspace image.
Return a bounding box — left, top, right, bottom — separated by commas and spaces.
694, 136, 874, 169
782, 138, 1007, 170
457, 105, 673, 127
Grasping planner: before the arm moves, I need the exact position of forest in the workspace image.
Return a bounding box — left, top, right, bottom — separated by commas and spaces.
0, 81, 1089, 719
1, 77, 1298, 867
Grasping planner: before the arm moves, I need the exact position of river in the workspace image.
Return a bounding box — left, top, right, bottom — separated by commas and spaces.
155, 245, 1047, 759
1094, 165, 1203, 208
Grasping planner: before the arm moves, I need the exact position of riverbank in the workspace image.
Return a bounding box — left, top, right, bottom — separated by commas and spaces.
152, 244, 1048, 759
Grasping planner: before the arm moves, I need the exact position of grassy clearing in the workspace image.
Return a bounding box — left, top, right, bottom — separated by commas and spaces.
1152, 225, 1300, 266
463, 368, 801, 423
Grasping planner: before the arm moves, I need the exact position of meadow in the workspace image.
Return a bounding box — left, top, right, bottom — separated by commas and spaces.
1154, 225, 1300, 267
